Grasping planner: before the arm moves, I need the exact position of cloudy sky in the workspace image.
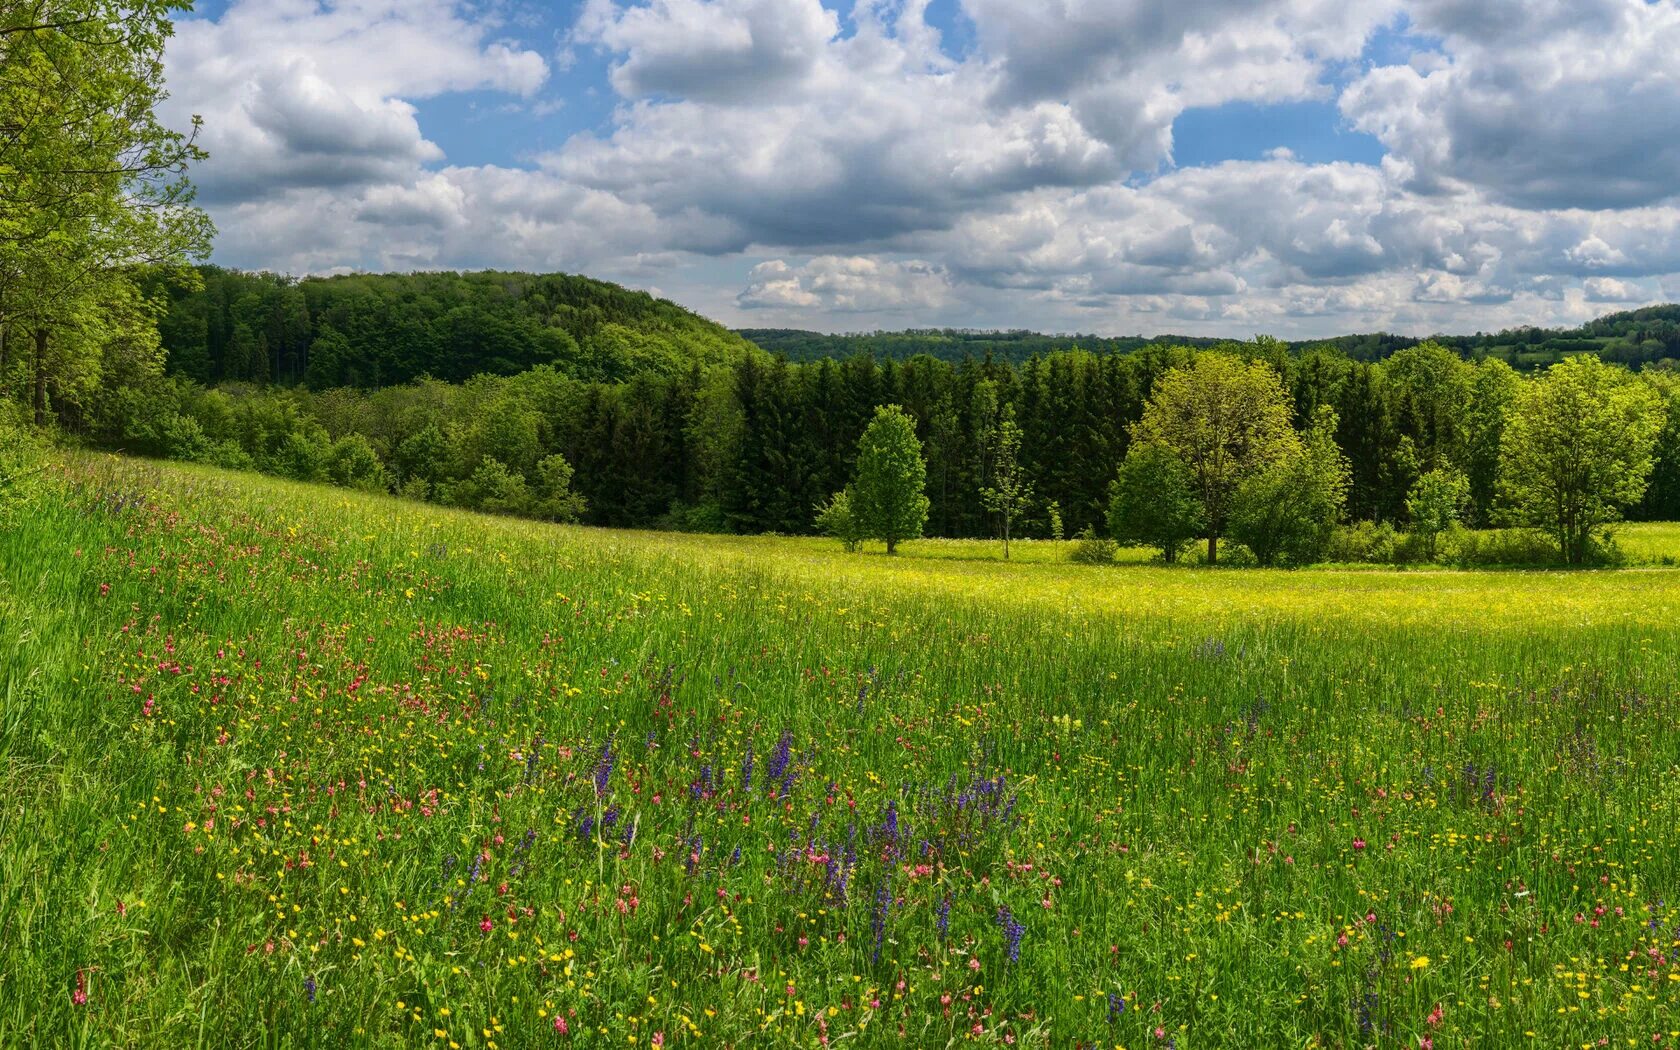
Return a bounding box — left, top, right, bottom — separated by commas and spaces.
161, 0, 1680, 338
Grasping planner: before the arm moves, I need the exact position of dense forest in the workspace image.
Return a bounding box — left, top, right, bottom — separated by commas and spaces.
143, 267, 758, 388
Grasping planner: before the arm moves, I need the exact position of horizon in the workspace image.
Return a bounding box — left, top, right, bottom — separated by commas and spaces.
157, 0, 1680, 341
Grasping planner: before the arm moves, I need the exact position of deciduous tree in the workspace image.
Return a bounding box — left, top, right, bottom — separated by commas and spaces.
1501, 356, 1662, 564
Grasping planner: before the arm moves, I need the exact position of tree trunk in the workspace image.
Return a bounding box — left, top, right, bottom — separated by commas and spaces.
1002, 521, 1010, 560
1207, 533, 1218, 565
33, 327, 48, 427
886, 537, 897, 556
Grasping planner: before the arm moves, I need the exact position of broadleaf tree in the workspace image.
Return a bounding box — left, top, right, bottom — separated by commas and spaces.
1500, 355, 1662, 564
1132, 352, 1299, 564
978, 407, 1031, 559
0, 0, 212, 424
1107, 442, 1203, 563
851, 403, 929, 555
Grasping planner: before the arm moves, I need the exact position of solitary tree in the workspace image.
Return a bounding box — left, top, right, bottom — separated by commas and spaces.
1501, 356, 1662, 564
1107, 442, 1203, 563
979, 407, 1032, 559
1133, 352, 1299, 564
851, 404, 929, 554
1407, 466, 1469, 560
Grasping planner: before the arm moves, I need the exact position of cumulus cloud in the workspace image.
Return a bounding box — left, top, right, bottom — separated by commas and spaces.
164, 0, 1680, 336
1342, 0, 1680, 209
738, 256, 952, 313
575, 0, 839, 103
164, 0, 547, 203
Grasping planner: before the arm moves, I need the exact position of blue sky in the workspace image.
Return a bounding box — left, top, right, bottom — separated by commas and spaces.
160, 0, 1680, 337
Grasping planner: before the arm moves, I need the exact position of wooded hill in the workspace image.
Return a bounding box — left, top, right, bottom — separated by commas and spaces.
146, 268, 760, 388
744, 304, 1680, 369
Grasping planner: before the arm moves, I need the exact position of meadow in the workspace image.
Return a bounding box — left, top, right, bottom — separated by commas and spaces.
2, 454, 1678, 1048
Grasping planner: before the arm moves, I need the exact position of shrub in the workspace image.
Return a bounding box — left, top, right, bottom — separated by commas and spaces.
1325, 521, 1398, 564
1108, 443, 1203, 563
532, 453, 586, 523
0, 404, 46, 513
1439, 525, 1566, 567
666, 499, 728, 534
814, 488, 865, 552
329, 434, 390, 492
1228, 407, 1349, 567
1069, 526, 1118, 565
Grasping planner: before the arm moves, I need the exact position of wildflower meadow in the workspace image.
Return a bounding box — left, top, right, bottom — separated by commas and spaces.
3, 454, 1678, 1048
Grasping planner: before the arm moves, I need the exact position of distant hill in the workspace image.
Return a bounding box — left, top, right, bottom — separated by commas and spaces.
739, 328, 1229, 366
148, 267, 760, 388
743, 304, 1680, 369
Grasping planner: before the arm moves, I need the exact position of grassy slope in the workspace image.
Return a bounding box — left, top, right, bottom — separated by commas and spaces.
2, 455, 1679, 1047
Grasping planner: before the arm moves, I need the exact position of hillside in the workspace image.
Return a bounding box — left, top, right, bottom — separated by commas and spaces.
5, 453, 1680, 1043
147, 268, 761, 388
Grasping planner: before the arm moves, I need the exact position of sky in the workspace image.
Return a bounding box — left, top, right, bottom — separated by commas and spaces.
160, 0, 1680, 338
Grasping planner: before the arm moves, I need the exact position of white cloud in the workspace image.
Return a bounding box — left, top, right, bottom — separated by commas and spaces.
575, 0, 839, 103
1342, 0, 1680, 209
164, 0, 547, 202
1582, 277, 1647, 304
165, 0, 1680, 337
738, 256, 952, 312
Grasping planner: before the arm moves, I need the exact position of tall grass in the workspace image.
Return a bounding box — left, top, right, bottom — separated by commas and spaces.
1, 453, 1677, 1048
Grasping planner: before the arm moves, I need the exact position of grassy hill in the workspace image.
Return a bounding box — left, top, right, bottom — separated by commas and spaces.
3, 453, 1679, 1045
149, 267, 761, 388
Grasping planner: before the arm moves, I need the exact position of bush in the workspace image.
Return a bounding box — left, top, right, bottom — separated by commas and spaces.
1107, 443, 1203, 563
814, 488, 865, 552
0, 404, 46, 513
531, 453, 586, 523
1439, 525, 1568, 567
1069, 526, 1118, 565
1227, 407, 1349, 567
329, 433, 390, 492
1325, 521, 1399, 564
439, 457, 531, 515
666, 499, 728, 534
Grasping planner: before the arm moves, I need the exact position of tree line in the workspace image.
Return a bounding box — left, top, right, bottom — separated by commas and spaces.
56, 331, 1680, 565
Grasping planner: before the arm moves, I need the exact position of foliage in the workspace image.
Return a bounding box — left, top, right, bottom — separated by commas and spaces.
978, 408, 1032, 559
1134, 353, 1300, 564
850, 404, 929, 554
1407, 467, 1471, 560
145, 267, 758, 388
531, 453, 587, 523
0, 0, 212, 426
1068, 525, 1118, 564
1500, 355, 1663, 564
1107, 443, 1204, 563
1228, 408, 1351, 567
814, 487, 865, 552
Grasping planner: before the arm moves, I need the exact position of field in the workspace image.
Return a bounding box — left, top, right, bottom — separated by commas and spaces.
3, 455, 1679, 1048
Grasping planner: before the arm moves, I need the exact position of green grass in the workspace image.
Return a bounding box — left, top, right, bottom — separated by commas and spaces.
3, 453, 1679, 1048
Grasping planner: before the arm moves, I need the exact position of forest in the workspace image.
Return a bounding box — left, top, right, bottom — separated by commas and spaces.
9, 256, 1680, 566
747, 304, 1680, 368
